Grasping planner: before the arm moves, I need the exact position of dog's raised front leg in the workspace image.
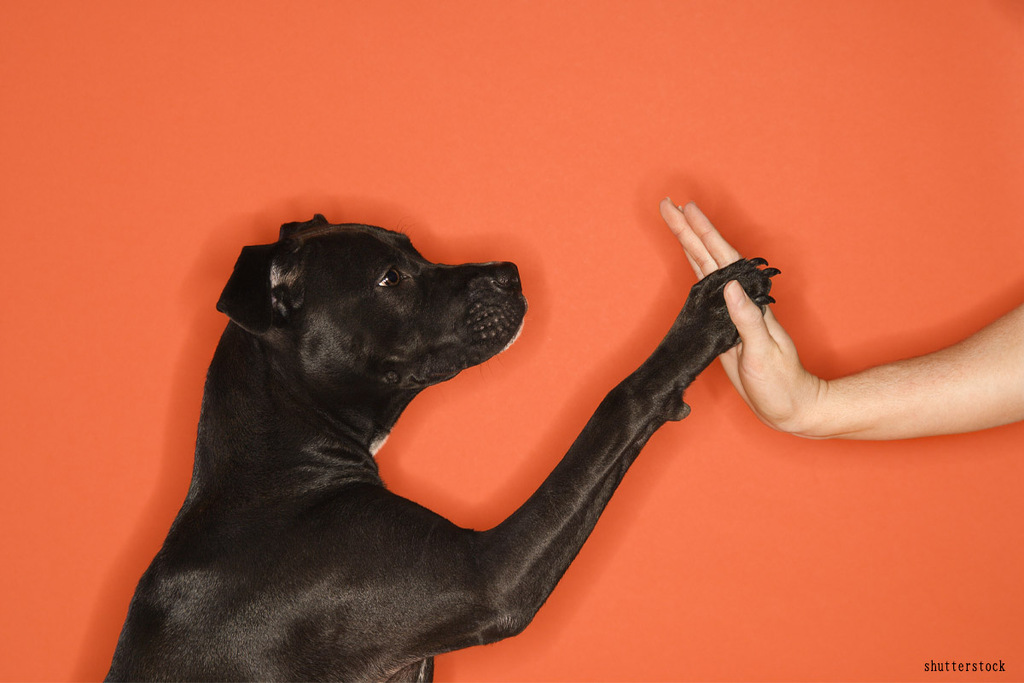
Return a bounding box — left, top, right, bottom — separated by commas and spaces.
470, 258, 778, 639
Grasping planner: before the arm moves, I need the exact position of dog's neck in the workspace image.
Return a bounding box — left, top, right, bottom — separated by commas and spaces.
188, 324, 414, 500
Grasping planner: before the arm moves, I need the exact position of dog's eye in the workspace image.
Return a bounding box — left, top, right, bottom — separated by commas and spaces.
378, 268, 402, 287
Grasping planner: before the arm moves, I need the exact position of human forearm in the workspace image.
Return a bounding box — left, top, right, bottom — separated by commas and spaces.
796, 304, 1024, 440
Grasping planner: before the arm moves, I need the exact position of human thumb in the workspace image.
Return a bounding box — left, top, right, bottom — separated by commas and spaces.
724, 280, 773, 350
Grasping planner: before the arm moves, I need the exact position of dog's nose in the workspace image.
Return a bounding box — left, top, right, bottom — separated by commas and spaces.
487, 262, 520, 290
459, 261, 522, 293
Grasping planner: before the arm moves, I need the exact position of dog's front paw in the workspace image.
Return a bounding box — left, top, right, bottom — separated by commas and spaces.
630, 258, 778, 421
703, 257, 778, 311
677, 258, 779, 351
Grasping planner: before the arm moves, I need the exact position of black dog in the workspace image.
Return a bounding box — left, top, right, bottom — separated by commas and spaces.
107, 214, 776, 681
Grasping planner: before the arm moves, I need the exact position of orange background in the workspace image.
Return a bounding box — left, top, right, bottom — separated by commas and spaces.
2, 2, 1023, 681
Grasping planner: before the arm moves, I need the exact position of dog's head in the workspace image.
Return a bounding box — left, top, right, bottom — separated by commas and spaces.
217, 215, 527, 393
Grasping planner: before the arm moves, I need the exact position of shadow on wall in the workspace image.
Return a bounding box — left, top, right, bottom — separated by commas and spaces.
991, 0, 1024, 27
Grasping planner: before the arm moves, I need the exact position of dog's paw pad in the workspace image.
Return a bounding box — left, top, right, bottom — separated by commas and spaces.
665, 398, 691, 422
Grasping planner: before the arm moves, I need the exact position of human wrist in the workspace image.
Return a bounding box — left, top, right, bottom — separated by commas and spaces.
774, 373, 834, 439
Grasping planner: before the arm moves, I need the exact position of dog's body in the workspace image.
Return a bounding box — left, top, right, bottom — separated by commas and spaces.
107, 215, 776, 681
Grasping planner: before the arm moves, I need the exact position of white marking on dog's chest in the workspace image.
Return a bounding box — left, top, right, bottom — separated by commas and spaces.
369, 431, 390, 455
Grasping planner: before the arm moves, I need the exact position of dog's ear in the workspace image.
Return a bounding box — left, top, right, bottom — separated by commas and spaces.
217, 243, 303, 334
280, 213, 330, 241
217, 244, 276, 333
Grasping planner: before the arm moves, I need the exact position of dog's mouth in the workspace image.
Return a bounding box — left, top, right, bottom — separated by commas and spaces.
500, 316, 525, 354
402, 292, 527, 388
467, 293, 526, 352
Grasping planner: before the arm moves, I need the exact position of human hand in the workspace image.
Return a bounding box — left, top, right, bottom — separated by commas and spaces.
658, 199, 825, 436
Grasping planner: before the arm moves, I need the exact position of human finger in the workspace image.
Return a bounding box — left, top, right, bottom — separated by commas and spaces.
680, 202, 742, 268
724, 280, 775, 353
660, 198, 719, 277
684, 251, 706, 280
761, 308, 787, 342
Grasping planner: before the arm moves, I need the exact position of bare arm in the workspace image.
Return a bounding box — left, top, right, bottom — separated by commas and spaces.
660, 198, 1024, 440
808, 306, 1024, 439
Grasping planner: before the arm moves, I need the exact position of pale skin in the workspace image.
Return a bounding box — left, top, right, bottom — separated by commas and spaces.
660, 198, 1024, 440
